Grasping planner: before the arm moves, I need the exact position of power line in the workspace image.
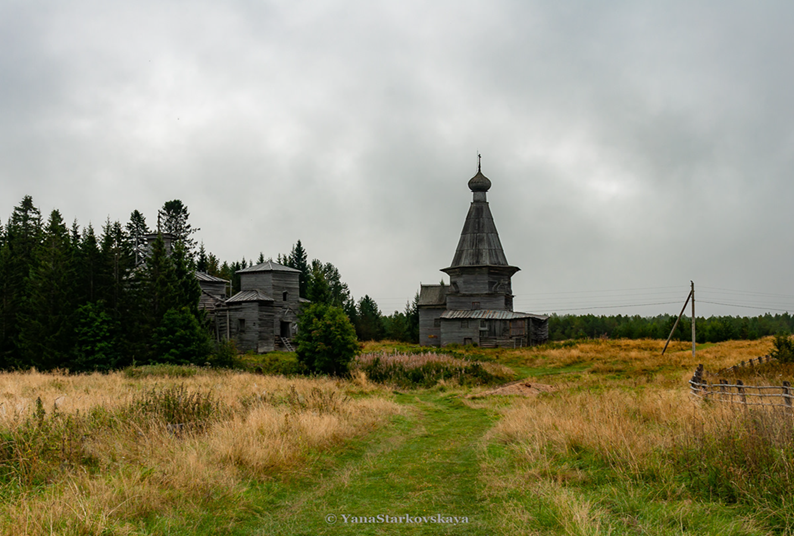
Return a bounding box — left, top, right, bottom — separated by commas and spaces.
700, 286, 794, 300
526, 301, 683, 313
516, 285, 685, 297
698, 300, 794, 313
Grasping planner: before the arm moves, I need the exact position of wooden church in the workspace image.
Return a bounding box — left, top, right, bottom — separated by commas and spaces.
418, 162, 549, 348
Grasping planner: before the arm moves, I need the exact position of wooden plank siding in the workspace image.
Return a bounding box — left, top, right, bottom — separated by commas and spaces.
419, 308, 444, 347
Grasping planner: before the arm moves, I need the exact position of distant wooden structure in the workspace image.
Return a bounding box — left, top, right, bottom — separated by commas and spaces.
418, 162, 549, 348
196, 271, 229, 314
213, 261, 308, 353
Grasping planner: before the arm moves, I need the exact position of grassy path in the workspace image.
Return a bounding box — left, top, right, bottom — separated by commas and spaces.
241, 391, 496, 535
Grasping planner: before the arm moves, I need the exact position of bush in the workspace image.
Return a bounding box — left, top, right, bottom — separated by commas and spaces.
353, 352, 515, 389
208, 339, 237, 368
771, 333, 794, 363
295, 304, 359, 376
126, 384, 225, 432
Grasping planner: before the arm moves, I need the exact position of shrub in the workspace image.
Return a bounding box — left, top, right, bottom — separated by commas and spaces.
295, 303, 359, 376
123, 364, 201, 378
771, 333, 794, 363
126, 384, 225, 432
353, 352, 514, 389
208, 339, 238, 368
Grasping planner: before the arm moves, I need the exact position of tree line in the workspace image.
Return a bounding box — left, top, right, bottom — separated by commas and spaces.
548, 312, 794, 343
0, 196, 215, 371
0, 196, 419, 372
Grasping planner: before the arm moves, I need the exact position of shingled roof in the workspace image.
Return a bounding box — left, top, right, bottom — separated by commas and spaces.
418, 284, 447, 306
444, 166, 519, 270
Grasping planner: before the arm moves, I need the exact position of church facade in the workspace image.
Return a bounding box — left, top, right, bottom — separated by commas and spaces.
418, 163, 549, 348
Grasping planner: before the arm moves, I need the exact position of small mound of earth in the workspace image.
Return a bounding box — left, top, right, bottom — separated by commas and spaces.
467, 380, 556, 398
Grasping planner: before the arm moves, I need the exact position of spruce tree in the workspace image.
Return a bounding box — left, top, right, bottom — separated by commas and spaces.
287, 240, 309, 298
99, 219, 135, 366
1, 197, 42, 368
76, 224, 103, 304
126, 210, 150, 267
18, 210, 77, 370
356, 295, 385, 341
159, 200, 198, 257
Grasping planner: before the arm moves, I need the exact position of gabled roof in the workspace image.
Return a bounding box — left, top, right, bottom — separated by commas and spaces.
225, 290, 274, 303
237, 261, 300, 274
440, 309, 548, 321
418, 284, 447, 306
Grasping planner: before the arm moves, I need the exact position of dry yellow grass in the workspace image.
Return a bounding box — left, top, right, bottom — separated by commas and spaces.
0, 369, 402, 535
481, 338, 785, 534
487, 339, 778, 473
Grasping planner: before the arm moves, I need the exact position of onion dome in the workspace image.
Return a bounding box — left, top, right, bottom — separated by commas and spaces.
468, 169, 491, 192
468, 157, 491, 192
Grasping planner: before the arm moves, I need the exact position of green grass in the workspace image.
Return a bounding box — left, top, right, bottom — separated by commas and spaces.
134, 389, 773, 535
136, 389, 497, 535
8, 339, 790, 534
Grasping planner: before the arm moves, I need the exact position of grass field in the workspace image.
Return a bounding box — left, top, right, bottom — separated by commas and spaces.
1, 337, 791, 535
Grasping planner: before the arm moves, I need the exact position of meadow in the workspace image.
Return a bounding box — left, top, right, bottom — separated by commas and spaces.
1, 337, 791, 535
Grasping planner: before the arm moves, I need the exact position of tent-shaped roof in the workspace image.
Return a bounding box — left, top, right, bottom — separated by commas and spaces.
444, 166, 519, 271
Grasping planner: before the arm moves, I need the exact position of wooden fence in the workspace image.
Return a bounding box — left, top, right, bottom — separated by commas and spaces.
689, 363, 793, 409
714, 354, 775, 376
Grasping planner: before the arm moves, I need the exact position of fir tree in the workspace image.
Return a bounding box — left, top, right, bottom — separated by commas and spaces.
356, 295, 385, 341
1, 197, 42, 367
18, 210, 77, 370
285, 240, 309, 298
73, 301, 120, 371
126, 210, 150, 267
159, 200, 199, 257
76, 224, 103, 304
196, 242, 209, 272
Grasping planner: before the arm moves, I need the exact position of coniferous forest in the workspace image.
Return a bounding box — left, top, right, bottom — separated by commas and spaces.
1, 195, 791, 373
0, 196, 420, 372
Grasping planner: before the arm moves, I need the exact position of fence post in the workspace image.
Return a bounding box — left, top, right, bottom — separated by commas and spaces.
737, 380, 746, 405
784, 381, 792, 412
719, 379, 728, 402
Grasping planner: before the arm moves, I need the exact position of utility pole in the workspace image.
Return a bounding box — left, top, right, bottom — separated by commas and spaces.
691, 280, 696, 358
662, 285, 693, 355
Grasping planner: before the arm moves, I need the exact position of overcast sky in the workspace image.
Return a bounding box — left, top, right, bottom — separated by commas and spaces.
2, 1, 794, 318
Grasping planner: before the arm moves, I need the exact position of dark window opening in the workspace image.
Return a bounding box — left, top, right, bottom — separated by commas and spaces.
238, 318, 245, 332
280, 321, 291, 338
282, 291, 288, 301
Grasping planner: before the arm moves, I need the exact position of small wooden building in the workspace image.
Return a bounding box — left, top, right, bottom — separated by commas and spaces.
214, 261, 306, 353
418, 163, 549, 348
